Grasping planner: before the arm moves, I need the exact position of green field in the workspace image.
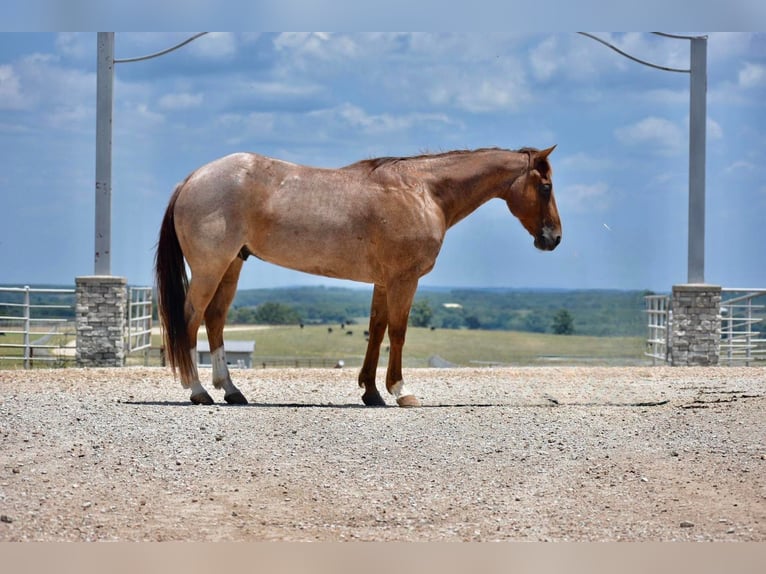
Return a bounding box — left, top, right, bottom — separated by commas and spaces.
1, 324, 645, 370
155, 324, 646, 368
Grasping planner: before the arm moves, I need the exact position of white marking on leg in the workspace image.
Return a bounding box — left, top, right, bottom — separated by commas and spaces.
187, 347, 206, 395
190, 380, 207, 397
389, 380, 414, 400
211, 346, 229, 388
211, 345, 240, 395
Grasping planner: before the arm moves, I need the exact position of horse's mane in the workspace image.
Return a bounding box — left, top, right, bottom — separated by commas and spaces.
344, 147, 536, 173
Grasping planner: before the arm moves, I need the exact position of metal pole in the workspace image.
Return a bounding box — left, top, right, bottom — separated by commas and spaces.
95, 32, 114, 275
23, 285, 30, 369
687, 36, 707, 284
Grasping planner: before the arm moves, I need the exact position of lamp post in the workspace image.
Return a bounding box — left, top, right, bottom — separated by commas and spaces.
93, 32, 209, 276
578, 33, 718, 367
578, 32, 708, 284
94, 32, 114, 276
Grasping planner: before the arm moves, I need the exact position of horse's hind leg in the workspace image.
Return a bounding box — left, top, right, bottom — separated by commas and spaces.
205, 258, 248, 405
358, 284, 388, 406
183, 272, 224, 405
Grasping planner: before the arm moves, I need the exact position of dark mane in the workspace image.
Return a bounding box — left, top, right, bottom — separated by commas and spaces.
343, 147, 536, 173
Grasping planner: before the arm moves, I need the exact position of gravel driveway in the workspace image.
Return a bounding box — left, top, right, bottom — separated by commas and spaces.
1, 366, 764, 541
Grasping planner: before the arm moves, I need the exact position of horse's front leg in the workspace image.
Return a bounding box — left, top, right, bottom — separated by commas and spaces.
384, 278, 421, 408
358, 284, 388, 406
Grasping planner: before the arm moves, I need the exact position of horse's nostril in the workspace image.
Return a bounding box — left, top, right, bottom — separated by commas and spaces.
554, 235, 561, 247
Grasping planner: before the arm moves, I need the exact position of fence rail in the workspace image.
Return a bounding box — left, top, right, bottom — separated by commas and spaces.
0, 286, 76, 367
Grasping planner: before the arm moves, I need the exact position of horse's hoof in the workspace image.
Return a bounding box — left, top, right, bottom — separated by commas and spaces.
396, 395, 421, 408
362, 390, 387, 407
224, 391, 248, 405
190, 391, 214, 405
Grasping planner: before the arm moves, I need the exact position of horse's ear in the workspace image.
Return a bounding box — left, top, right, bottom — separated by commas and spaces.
537, 145, 556, 160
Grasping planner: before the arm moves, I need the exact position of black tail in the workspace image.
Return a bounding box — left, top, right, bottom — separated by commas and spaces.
155, 181, 193, 382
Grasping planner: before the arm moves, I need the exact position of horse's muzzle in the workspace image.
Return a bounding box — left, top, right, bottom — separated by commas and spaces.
534, 230, 561, 251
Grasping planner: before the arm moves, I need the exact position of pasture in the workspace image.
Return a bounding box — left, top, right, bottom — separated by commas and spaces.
146, 324, 646, 369
1, 322, 645, 370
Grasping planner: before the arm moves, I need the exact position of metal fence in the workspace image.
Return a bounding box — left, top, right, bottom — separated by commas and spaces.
720, 288, 766, 366
0, 286, 76, 368
645, 288, 765, 366
126, 286, 153, 355
1, 284, 154, 368
644, 294, 670, 364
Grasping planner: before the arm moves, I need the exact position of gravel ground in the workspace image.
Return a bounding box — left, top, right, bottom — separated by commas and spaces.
0, 365, 764, 542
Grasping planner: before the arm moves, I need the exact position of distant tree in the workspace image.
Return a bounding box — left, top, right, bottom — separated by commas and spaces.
409, 300, 433, 327
253, 302, 301, 325
524, 313, 547, 333
464, 315, 481, 330
439, 314, 465, 329
228, 306, 258, 324
552, 309, 575, 335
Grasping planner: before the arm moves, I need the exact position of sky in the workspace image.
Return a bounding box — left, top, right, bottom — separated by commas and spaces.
0, 32, 765, 292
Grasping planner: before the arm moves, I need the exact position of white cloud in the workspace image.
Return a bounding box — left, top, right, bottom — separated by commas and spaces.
615, 116, 684, 156
725, 160, 756, 173
559, 152, 612, 172
55, 33, 89, 59
0, 55, 95, 129
47, 104, 90, 129
158, 92, 204, 110
188, 32, 237, 59
426, 64, 530, 113
707, 118, 723, 141
274, 32, 357, 61
560, 182, 610, 212
116, 103, 165, 133
312, 103, 453, 134
0, 65, 25, 109
529, 36, 559, 81
216, 112, 277, 145
247, 81, 322, 99
738, 62, 766, 89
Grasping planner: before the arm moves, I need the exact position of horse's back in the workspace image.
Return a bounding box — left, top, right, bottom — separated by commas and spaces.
173, 151, 445, 283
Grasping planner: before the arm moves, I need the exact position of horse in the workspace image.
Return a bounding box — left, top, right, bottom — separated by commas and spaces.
155, 146, 561, 407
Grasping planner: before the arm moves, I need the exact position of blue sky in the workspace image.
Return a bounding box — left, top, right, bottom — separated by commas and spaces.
1, 32, 765, 291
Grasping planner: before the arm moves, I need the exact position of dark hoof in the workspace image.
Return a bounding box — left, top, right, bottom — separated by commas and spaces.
190, 391, 214, 405
396, 395, 421, 408
362, 389, 387, 407
224, 391, 248, 405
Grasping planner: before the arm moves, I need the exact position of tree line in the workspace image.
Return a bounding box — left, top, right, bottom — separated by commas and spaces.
226, 286, 656, 337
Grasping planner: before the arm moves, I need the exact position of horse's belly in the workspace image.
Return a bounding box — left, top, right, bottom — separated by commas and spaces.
253, 233, 382, 283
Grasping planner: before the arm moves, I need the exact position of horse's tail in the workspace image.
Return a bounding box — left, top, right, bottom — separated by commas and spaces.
155, 180, 193, 383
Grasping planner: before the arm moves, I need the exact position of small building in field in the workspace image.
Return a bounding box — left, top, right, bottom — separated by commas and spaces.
197, 340, 255, 368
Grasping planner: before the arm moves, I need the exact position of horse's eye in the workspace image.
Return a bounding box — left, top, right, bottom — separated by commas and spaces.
539, 183, 552, 196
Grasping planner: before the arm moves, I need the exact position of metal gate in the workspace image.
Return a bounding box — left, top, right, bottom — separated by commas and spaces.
126, 286, 153, 355
644, 294, 670, 364
720, 289, 766, 366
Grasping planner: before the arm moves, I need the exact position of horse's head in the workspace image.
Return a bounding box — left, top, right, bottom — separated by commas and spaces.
507, 145, 562, 251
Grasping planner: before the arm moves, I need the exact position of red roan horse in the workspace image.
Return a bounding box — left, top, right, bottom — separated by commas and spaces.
155, 146, 561, 407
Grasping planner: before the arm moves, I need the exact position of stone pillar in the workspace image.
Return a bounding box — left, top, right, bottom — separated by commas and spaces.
670, 284, 721, 366
76, 276, 127, 367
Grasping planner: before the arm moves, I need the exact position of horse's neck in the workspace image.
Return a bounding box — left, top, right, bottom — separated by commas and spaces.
427, 151, 527, 228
